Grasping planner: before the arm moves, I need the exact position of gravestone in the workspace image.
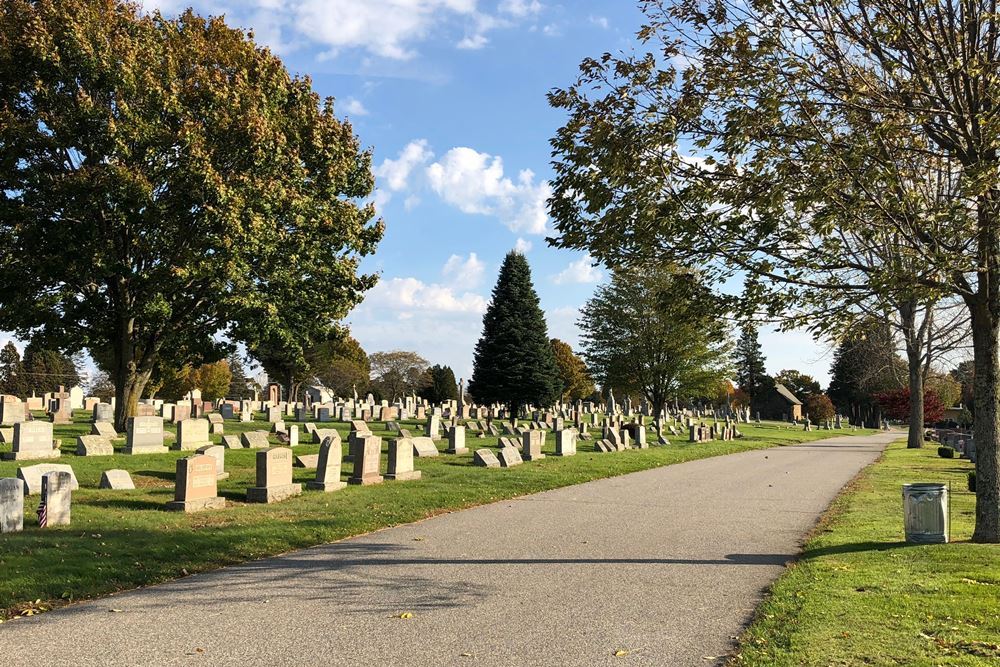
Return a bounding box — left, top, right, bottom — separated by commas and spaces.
294, 454, 320, 469
446, 425, 468, 455
555, 429, 577, 457
195, 444, 229, 480
240, 431, 271, 449
411, 437, 439, 457
99, 469, 135, 490
220, 403, 235, 420
173, 419, 211, 451
0, 399, 26, 425
207, 412, 224, 434
313, 428, 339, 444
288, 425, 299, 447
473, 448, 501, 468
17, 464, 78, 495
76, 435, 113, 457
425, 414, 440, 439
246, 448, 302, 503
0, 427, 11, 444
166, 455, 225, 513
386, 438, 421, 481
38, 471, 72, 526
240, 409, 252, 423
125, 416, 167, 454
348, 435, 383, 486
221, 435, 243, 449
497, 446, 523, 467
91, 422, 118, 439
3, 421, 60, 461
0, 477, 23, 533
522, 430, 545, 461
306, 436, 347, 492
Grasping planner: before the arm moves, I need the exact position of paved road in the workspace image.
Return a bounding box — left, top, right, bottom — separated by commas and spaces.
0, 431, 901, 666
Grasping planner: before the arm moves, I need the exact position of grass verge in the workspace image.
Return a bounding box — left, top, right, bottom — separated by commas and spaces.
731, 442, 1000, 666
0, 413, 871, 620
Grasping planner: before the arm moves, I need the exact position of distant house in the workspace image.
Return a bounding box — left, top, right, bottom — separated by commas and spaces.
754, 383, 803, 421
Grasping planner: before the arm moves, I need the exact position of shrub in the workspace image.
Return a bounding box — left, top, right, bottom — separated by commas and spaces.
937, 446, 956, 459
969, 471, 977, 493
803, 393, 836, 422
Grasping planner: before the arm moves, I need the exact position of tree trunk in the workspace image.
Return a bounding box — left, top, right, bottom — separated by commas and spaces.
900, 300, 926, 448
906, 363, 925, 448
971, 298, 1000, 542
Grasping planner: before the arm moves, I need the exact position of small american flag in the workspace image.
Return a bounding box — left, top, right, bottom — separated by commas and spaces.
36, 501, 47, 528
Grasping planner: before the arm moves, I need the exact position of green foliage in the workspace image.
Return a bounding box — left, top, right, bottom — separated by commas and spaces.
311, 335, 370, 399
369, 351, 429, 401
938, 446, 956, 459
803, 393, 836, 422
0, 0, 382, 428
469, 252, 561, 414
226, 353, 253, 400
579, 267, 732, 415
550, 338, 595, 402
926, 373, 962, 409
0, 342, 26, 397
86, 371, 116, 402
420, 365, 458, 404
193, 360, 231, 402
773, 369, 822, 400
20, 342, 81, 395
734, 325, 769, 402
827, 320, 905, 422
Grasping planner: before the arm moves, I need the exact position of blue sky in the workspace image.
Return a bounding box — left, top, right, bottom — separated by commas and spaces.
0, 0, 836, 386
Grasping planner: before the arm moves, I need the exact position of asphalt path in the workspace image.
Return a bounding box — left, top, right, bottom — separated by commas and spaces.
0, 430, 902, 666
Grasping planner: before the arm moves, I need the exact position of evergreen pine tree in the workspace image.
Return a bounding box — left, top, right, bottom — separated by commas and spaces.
0, 341, 26, 397
420, 365, 458, 404
734, 325, 769, 402
227, 352, 251, 399
828, 320, 906, 426
469, 251, 561, 418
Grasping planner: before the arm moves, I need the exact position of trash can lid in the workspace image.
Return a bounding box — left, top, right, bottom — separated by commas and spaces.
903, 483, 947, 492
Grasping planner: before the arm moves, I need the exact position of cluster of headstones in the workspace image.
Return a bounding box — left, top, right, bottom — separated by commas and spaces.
936, 429, 976, 462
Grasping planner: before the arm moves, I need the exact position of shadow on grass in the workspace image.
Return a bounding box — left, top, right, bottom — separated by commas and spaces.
134, 470, 174, 481
89, 498, 164, 511
801, 540, 913, 559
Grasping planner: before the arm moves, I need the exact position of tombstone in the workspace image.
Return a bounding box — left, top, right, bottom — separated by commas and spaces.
38, 471, 72, 526
125, 416, 167, 454
247, 448, 302, 503
348, 435, 383, 486
49, 386, 73, 424
266, 383, 281, 406
0, 427, 11, 444
240, 431, 271, 449
625, 423, 647, 449
195, 444, 229, 480
294, 454, 320, 469
288, 425, 299, 447
0, 477, 24, 533
266, 406, 282, 423
271, 420, 286, 434
594, 440, 612, 453
411, 437, 439, 458
306, 436, 348, 492
497, 446, 523, 467
555, 429, 577, 457
313, 428, 339, 444
91, 421, 118, 439
220, 434, 242, 449
76, 435, 113, 456
446, 425, 468, 455
172, 404, 192, 423
3, 421, 60, 460
521, 430, 545, 461
424, 414, 441, 439
207, 412, 224, 433
220, 403, 235, 420
173, 418, 211, 451
386, 438, 421, 481
473, 448, 501, 468
0, 399, 26, 425
240, 409, 252, 423
99, 469, 135, 490
166, 455, 225, 512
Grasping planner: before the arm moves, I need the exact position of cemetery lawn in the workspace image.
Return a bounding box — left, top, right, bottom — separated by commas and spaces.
0, 414, 873, 619
732, 442, 1000, 666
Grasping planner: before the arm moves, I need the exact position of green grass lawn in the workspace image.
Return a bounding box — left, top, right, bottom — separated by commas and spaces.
731, 442, 1000, 666
0, 412, 870, 619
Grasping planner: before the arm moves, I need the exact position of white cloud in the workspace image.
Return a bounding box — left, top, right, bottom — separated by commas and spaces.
342, 97, 368, 116
500, 0, 543, 17
457, 34, 489, 50
365, 276, 487, 314
375, 139, 434, 192
515, 237, 533, 253
442, 253, 486, 286
553, 254, 603, 285
589, 15, 609, 29
426, 147, 551, 234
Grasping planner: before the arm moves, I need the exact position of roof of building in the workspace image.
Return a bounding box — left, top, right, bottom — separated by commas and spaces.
773, 383, 802, 405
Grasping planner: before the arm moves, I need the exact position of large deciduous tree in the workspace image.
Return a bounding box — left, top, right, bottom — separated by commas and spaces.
369, 351, 429, 401
469, 252, 561, 418
578, 268, 731, 418
550, 338, 595, 402
0, 1, 382, 431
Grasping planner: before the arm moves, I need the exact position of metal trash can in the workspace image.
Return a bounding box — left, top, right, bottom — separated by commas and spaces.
902, 483, 949, 544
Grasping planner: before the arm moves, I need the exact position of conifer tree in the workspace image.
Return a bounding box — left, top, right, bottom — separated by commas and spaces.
734, 325, 769, 403
469, 252, 561, 419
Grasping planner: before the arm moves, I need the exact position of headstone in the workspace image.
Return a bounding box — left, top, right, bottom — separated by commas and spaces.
312, 428, 339, 444
240, 409, 252, 423
411, 437, 439, 457
522, 430, 545, 461
76, 435, 113, 456
3, 421, 60, 461
246, 448, 302, 503
0, 427, 11, 444
166, 454, 225, 512
195, 444, 229, 480
91, 421, 118, 439
220, 403, 235, 420
386, 438, 421, 481
99, 469, 135, 490
348, 435, 383, 486
424, 414, 440, 439
497, 446, 523, 467
555, 429, 577, 456
173, 418, 211, 451
240, 431, 271, 449
306, 437, 347, 492
288, 425, 299, 447
294, 454, 320, 469
0, 477, 24, 533
38, 471, 72, 526
221, 434, 243, 449
17, 463, 78, 495
473, 448, 501, 468
446, 425, 468, 455
125, 416, 167, 454
0, 399, 26, 425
